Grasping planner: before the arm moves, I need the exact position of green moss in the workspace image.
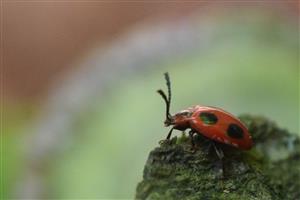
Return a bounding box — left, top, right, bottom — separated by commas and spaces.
136, 115, 299, 200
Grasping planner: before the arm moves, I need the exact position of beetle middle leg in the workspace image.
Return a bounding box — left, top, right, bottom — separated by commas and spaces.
188, 130, 196, 148
187, 129, 197, 153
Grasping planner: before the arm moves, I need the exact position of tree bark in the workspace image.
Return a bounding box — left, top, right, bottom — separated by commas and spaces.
136, 115, 300, 200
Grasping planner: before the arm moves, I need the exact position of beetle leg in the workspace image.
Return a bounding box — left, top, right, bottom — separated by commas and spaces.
212, 142, 225, 179
188, 130, 196, 149
159, 127, 175, 145
212, 142, 224, 159
166, 127, 175, 140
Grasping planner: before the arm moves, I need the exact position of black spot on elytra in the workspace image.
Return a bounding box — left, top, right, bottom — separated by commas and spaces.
199, 112, 218, 125
227, 123, 244, 139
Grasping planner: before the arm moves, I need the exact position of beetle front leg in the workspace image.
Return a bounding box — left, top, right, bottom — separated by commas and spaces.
166, 127, 175, 140
159, 127, 175, 145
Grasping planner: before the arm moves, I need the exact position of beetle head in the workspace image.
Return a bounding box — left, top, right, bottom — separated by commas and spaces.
157, 73, 192, 131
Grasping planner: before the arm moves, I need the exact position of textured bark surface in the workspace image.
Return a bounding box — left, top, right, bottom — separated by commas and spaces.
136, 115, 300, 200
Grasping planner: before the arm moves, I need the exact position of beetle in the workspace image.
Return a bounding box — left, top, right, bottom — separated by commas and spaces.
157, 72, 253, 152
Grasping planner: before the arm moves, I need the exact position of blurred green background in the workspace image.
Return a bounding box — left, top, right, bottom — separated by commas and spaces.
2, 2, 299, 199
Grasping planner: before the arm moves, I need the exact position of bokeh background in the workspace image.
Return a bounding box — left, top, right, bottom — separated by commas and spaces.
2, 1, 299, 199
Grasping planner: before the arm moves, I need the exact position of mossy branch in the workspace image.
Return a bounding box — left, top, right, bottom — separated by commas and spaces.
136, 115, 300, 200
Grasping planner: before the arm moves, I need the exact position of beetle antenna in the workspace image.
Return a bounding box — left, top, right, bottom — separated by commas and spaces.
164, 72, 171, 105
157, 72, 172, 120
157, 89, 171, 120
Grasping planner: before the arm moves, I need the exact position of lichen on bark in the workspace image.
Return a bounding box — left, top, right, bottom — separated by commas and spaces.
136, 115, 300, 200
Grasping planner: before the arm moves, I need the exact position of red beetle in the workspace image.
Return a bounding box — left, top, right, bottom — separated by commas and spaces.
157, 72, 253, 151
